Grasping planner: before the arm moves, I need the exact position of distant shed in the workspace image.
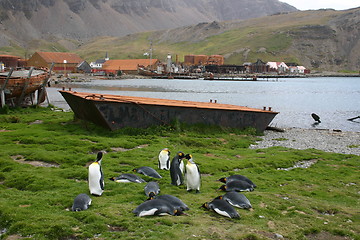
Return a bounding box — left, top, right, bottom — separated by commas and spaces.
184, 54, 224, 66
27, 52, 83, 73
102, 59, 159, 75
0, 55, 26, 69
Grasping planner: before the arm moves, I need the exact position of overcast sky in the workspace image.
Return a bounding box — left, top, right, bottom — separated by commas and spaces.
280, 0, 360, 10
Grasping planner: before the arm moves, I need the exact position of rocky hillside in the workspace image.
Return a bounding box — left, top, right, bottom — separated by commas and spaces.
74, 8, 360, 71
0, 0, 296, 51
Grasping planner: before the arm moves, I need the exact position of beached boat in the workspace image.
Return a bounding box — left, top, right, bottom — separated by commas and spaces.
0, 68, 50, 106
60, 90, 278, 132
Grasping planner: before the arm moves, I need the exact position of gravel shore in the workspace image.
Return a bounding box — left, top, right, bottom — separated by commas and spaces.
250, 128, 360, 155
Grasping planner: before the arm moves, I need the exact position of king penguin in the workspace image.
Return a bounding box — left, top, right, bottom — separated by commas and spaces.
133, 166, 162, 179
88, 151, 104, 196
170, 151, 185, 186
133, 199, 180, 217
158, 148, 171, 170
72, 193, 92, 211
185, 154, 201, 193
216, 192, 252, 209
218, 174, 257, 188
144, 181, 160, 198
219, 180, 254, 192
202, 199, 240, 219
153, 194, 189, 211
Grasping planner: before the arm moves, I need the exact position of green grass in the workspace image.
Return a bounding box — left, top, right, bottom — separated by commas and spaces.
0, 107, 359, 240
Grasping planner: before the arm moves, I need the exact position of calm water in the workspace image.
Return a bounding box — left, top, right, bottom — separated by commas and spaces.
47, 77, 360, 132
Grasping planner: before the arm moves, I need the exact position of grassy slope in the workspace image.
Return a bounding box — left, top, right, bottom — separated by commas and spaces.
0, 107, 359, 240
74, 10, 342, 64
0, 9, 349, 67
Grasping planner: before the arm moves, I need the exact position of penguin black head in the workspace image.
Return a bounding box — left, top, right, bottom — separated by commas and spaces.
218, 185, 227, 191
201, 202, 209, 210
132, 168, 137, 173
148, 192, 156, 199
109, 177, 115, 181
96, 151, 103, 162
185, 154, 192, 160
214, 196, 223, 200
177, 152, 185, 158
217, 177, 226, 183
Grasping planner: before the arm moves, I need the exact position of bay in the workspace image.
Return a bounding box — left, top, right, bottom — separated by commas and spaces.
47, 77, 360, 132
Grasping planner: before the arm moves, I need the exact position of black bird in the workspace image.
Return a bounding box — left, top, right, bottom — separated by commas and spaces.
311, 113, 321, 123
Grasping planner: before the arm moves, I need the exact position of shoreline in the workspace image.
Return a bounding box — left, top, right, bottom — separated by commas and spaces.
250, 128, 360, 155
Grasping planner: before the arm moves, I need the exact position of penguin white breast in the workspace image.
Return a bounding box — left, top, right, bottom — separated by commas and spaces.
89, 163, 103, 195
115, 179, 132, 183
213, 208, 232, 218
138, 208, 159, 217
186, 165, 200, 182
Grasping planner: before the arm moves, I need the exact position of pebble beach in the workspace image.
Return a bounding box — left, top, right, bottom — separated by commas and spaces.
250, 128, 360, 156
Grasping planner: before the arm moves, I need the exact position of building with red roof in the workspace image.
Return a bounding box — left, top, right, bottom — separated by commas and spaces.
27, 52, 83, 73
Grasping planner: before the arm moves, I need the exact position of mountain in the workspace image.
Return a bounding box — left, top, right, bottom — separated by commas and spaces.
0, 0, 296, 53
74, 8, 360, 71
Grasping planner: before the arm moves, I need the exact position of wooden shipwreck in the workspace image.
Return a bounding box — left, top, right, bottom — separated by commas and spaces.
60, 90, 278, 132
0, 67, 50, 107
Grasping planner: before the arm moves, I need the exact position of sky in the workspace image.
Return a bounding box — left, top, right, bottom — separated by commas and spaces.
280, 0, 360, 11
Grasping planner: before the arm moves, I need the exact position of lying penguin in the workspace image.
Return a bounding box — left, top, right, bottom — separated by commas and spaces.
202, 198, 240, 219
216, 192, 252, 209
110, 173, 146, 183
219, 180, 254, 192
133, 166, 162, 179
133, 199, 182, 217
144, 181, 160, 198
218, 174, 257, 188
152, 194, 189, 212
71, 193, 92, 212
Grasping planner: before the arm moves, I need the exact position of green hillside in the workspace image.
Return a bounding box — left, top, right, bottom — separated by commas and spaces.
1, 8, 359, 71
74, 10, 342, 66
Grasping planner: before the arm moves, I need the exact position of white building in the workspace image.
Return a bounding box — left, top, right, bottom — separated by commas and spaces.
90, 53, 110, 70
267, 62, 289, 73
289, 66, 306, 74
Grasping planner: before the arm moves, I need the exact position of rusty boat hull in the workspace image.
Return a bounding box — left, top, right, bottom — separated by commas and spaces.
60, 90, 278, 132
0, 68, 50, 104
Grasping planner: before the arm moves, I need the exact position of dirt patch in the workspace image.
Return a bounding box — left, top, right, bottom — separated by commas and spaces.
4, 235, 25, 240
108, 225, 127, 232
111, 144, 148, 152
277, 159, 318, 171
306, 231, 352, 240
11, 155, 60, 168
29, 120, 43, 125
0, 129, 12, 132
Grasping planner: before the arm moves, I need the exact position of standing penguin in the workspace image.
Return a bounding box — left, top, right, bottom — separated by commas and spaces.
71, 193, 92, 211
185, 154, 201, 193
158, 148, 171, 170
170, 151, 185, 186
88, 151, 104, 196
